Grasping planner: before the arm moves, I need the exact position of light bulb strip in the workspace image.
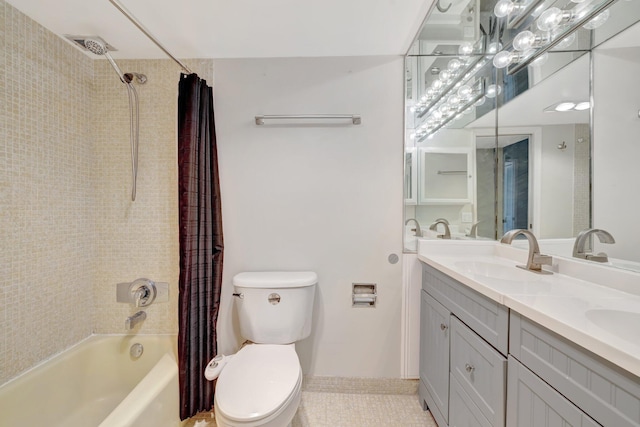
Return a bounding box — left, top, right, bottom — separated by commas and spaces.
417, 55, 485, 119
417, 79, 486, 142
507, 0, 546, 29
507, 0, 618, 75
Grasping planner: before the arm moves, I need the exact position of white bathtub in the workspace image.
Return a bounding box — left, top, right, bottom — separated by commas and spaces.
0, 334, 183, 427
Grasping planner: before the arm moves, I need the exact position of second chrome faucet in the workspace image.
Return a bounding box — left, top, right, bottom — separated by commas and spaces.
500, 229, 553, 274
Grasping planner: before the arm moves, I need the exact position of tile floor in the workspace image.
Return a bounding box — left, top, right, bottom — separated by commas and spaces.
184, 390, 438, 427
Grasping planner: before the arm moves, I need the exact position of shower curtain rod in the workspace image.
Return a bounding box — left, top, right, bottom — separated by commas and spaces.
107, 0, 193, 74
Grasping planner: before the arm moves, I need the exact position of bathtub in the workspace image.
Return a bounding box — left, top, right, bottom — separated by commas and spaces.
0, 334, 183, 427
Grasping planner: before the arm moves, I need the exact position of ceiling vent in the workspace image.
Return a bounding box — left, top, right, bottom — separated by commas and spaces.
63, 35, 118, 53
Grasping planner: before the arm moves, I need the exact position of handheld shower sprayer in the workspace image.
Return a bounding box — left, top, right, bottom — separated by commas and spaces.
83, 38, 145, 201
83, 38, 126, 83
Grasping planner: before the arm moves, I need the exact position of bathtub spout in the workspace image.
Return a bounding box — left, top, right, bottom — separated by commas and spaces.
125, 311, 147, 330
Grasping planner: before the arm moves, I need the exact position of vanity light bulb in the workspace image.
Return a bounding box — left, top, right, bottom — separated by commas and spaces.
537, 7, 570, 31
487, 42, 503, 55
574, 101, 590, 110
448, 58, 463, 71
486, 84, 502, 98
494, 0, 515, 18
583, 9, 610, 30
432, 79, 443, 90
513, 31, 538, 51
458, 42, 474, 56
493, 50, 515, 68
439, 70, 452, 82
409, 106, 416, 113
457, 85, 473, 99
448, 94, 461, 106
432, 110, 443, 120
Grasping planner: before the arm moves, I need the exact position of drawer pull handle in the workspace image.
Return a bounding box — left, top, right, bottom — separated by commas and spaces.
465, 363, 475, 373
440, 323, 448, 331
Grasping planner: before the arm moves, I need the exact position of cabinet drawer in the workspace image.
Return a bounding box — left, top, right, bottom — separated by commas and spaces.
507, 356, 601, 427
450, 375, 492, 427
510, 312, 640, 427
451, 316, 506, 426
422, 263, 509, 355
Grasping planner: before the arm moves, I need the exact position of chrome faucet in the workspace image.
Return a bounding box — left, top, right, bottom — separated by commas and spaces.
405, 218, 422, 237
125, 311, 147, 330
500, 229, 552, 274
573, 228, 615, 263
429, 219, 451, 239
466, 221, 481, 238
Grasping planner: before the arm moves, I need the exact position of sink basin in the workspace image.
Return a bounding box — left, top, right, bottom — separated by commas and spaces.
455, 261, 538, 281
585, 309, 640, 342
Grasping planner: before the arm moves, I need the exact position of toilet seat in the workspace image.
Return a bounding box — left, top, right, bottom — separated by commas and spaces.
214, 344, 301, 425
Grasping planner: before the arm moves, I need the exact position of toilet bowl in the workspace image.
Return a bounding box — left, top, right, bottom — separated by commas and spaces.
210, 271, 317, 427
214, 344, 302, 427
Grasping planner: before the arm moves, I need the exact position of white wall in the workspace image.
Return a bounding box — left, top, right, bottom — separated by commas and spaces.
593, 48, 640, 262
214, 56, 405, 378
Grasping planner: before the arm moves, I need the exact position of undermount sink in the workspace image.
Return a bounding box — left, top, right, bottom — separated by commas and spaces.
455, 260, 538, 281
585, 309, 640, 342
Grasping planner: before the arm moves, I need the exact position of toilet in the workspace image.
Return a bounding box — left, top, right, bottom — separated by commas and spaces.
213, 271, 317, 427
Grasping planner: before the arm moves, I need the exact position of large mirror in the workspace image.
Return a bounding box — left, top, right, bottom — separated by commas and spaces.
404, 0, 640, 272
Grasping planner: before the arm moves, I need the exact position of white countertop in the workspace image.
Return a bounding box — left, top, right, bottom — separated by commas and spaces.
417, 239, 640, 379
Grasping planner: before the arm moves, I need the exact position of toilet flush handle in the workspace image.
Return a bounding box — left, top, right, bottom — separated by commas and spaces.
232, 292, 244, 299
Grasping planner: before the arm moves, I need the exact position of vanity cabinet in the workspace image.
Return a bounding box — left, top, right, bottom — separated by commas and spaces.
419, 263, 508, 427
419, 261, 640, 427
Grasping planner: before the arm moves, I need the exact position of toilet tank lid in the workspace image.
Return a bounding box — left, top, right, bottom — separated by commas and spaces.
233, 271, 317, 288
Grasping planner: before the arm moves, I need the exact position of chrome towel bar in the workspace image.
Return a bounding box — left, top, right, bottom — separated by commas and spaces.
255, 114, 362, 125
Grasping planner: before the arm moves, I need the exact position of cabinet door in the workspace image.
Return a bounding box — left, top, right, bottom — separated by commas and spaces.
418, 147, 473, 205
420, 290, 451, 425
507, 356, 601, 427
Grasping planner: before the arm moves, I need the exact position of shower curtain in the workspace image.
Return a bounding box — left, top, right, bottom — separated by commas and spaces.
177, 73, 224, 420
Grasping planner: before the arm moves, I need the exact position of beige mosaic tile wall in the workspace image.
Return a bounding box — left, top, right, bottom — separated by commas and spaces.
0, 0, 97, 384
92, 58, 213, 334
1, 0, 214, 383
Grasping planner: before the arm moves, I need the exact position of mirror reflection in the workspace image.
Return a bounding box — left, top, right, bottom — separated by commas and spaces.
404, 0, 640, 273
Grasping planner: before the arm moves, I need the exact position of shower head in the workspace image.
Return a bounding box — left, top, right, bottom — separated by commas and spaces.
83, 38, 109, 55
83, 38, 126, 83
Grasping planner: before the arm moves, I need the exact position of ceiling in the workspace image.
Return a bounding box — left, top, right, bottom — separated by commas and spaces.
6, 0, 434, 59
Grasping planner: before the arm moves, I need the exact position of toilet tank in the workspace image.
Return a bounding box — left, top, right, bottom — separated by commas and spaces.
233, 271, 317, 344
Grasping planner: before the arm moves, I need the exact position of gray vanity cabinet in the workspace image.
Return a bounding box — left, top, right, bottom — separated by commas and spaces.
420, 263, 508, 427
419, 290, 450, 427
420, 261, 640, 427
507, 355, 601, 427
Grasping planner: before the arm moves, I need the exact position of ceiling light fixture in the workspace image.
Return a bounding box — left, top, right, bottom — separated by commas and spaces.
544, 101, 591, 112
